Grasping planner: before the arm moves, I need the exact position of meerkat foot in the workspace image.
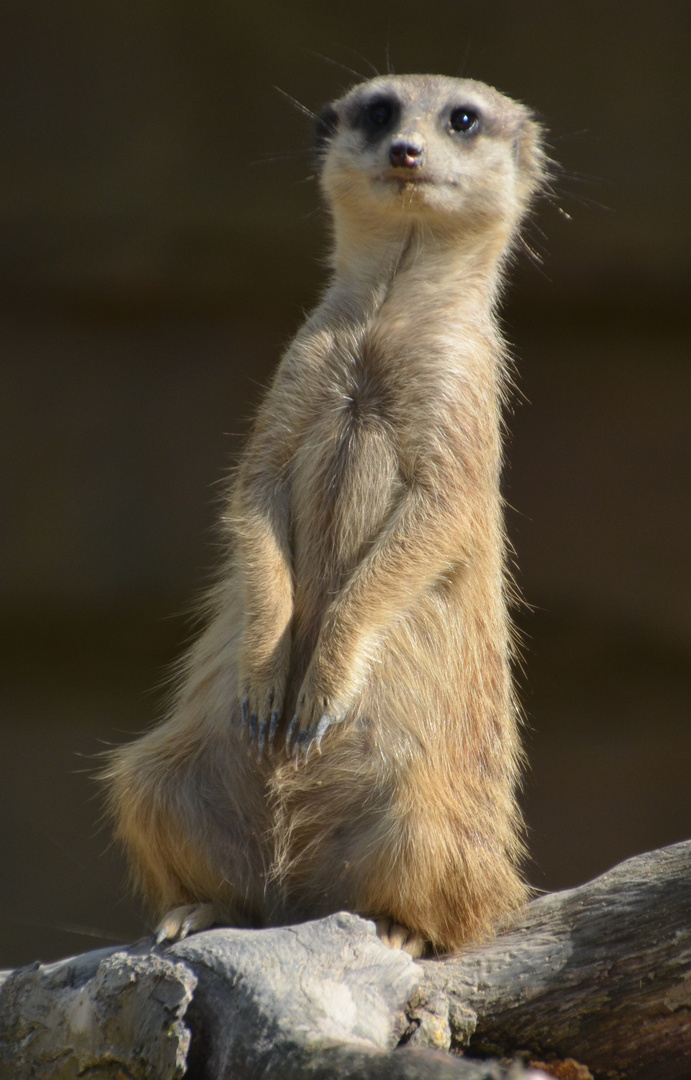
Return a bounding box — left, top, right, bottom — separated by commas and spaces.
375, 918, 427, 959
155, 902, 221, 945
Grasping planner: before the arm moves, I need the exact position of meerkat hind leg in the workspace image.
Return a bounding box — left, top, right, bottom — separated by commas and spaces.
155, 901, 222, 945
375, 918, 427, 959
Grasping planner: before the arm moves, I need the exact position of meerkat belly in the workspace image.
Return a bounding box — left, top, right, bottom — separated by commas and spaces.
290, 401, 401, 638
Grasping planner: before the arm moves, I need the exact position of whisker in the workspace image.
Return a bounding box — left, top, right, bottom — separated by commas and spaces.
249, 150, 314, 168
385, 23, 395, 75
303, 48, 368, 83
343, 47, 381, 78
273, 86, 318, 122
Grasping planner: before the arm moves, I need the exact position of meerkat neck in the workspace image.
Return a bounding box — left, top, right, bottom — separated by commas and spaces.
327, 212, 513, 323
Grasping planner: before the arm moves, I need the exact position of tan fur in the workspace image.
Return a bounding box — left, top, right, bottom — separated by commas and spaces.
104, 75, 546, 953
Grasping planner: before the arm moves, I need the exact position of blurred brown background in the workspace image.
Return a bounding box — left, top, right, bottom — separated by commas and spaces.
1, 1, 689, 969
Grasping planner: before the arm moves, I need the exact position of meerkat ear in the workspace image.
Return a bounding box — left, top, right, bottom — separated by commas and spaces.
315, 105, 339, 153
512, 115, 547, 202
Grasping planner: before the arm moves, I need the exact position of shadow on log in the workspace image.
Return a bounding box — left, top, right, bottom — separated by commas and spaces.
1, 842, 689, 1079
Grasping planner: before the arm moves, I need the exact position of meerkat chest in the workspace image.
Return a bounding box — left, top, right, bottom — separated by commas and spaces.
289, 355, 403, 569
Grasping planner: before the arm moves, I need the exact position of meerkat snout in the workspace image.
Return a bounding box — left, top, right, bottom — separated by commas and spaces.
389, 138, 425, 169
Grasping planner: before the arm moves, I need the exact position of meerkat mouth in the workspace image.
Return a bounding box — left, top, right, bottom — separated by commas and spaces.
382, 170, 460, 192
383, 171, 434, 189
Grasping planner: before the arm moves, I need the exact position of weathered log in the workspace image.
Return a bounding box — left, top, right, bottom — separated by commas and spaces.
1, 842, 690, 1079
427, 840, 691, 1078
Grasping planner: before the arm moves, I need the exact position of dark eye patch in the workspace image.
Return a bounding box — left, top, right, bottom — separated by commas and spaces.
448, 107, 481, 135
352, 93, 400, 141
366, 98, 393, 127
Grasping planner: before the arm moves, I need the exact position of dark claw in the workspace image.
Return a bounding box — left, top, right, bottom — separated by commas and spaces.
293, 728, 309, 763
314, 714, 331, 751
257, 719, 268, 757
286, 714, 298, 752
301, 731, 315, 764
249, 713, 258, 741
241, 698, 249, 730
268, 709, 279, 745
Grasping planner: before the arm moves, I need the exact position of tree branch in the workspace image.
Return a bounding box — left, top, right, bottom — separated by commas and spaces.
2, 842, 690, 1079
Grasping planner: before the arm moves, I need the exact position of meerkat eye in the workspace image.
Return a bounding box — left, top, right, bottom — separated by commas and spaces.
367, 99, 393, 126
352, 94, 399, 139
358, 96, 397, 130
449, 107, 480, 134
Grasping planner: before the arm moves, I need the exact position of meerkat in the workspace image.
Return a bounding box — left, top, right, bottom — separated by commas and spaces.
104, 74, 546, 956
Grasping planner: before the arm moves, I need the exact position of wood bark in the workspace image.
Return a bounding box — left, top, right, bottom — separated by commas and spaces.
0, 841, 689, 1079
427, 839, 691, 1078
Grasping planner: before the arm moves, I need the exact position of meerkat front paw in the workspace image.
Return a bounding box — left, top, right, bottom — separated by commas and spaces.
239, 635, 291, 756
155, 902, 221, 944
241, 677, 285, 756
285, 665, 357, 762
285, 695, 345, 761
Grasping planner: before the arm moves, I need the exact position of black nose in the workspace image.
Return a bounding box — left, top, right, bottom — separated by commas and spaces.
389, 140, 424, 169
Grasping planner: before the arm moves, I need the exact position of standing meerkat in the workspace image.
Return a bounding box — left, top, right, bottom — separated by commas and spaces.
105, 74, 546, 956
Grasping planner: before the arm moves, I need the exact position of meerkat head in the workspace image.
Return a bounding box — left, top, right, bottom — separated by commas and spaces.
316, 75, 545, 242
